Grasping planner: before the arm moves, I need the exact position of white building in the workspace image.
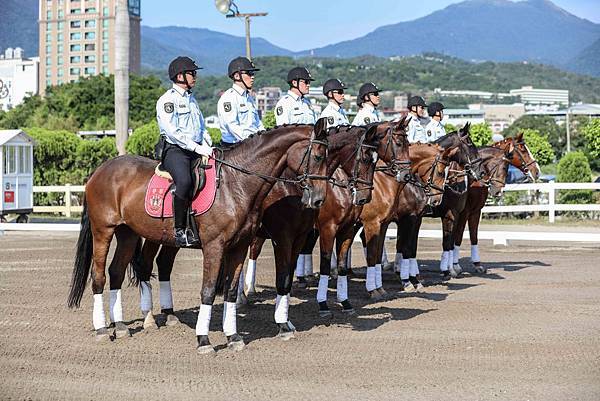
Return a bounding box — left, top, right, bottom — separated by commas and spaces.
442, 109, 485, 127
468, 103, 526, 133
509, 86, 569, 112
255, 86, 282, 116
0, 48, 40, 111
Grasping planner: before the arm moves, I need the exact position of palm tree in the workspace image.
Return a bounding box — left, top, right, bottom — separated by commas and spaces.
114, 0, 130, 155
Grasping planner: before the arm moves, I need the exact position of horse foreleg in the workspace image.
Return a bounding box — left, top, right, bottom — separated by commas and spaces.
133, 240, 160, 330
273, 236, 296, 340
317, 225, 335, 318
156, 245, 180, 326
245, 235, 266, 296
295, 229, 319, 288
107, 226, 139, 339
90, 225, 115, 340
221, 242, 249, 351
468, 210, 485, 273
399, 215, 424, 292
195, 245, 224, 354
334, 228, 357, 314
362, 222, 384, 300
452, 210, 469, 275
441, 211, 458, 278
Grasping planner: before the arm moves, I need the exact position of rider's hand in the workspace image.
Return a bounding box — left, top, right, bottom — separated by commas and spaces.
194, 143, 213, 157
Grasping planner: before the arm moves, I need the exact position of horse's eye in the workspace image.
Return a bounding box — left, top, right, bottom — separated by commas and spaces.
314, 154, 323, 162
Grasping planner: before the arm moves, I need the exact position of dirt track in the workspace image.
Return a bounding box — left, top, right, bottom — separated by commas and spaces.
0, 231, 599, 401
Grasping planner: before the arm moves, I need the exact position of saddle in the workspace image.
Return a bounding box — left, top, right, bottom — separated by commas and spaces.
154, 156, 209, 197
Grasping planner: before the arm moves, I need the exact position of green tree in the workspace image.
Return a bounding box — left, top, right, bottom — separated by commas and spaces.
557, 151, 593, 204
581, 118, 600, 171
126, 120, 159, 157
504, 115, 565, 156
469, 122, 493, 146
521, 128, 555, 166
444, 123, 457, 133
262, 110, 276, 129
207, 127, 221, 144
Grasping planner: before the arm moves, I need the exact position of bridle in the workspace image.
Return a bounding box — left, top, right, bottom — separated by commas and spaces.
375, 126, 412, 182
407, 151, 451, 204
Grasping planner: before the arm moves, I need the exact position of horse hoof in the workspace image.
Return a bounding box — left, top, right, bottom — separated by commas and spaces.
340, 300, 356, 316
165, 314, 179, 326
95, 327, 111, 341
377, 287, 389, 298
197, 344, 216, 354
449, 267, 459, 278
415, 282, 425, 293
473, 263, 486, 274
295, 278, 308, 289
453, 263, 463, 275
244, 286, 256, 297
227, 334, 246, 351
318, 302, 333, 318
277, 322, 296, 341
368, 290, 382, 301
114, 322, 131, 339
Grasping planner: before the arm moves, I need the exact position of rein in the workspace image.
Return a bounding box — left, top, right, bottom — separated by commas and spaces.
374, 126, 411, 180
406, 151, 450, 198
328, 130, 378, 195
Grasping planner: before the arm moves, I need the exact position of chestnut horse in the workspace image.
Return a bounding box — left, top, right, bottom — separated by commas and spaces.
129, 124, 383, 339
451, 133, 540, 274
67, 121, 331, 353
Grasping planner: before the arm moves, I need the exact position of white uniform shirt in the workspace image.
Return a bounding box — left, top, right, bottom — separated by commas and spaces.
156, 84, 211, 154
424, 118, 447, 142
217, 84, 265, 144
406, 114, 428, 143
320, 101, 349, 129
352, 103, 381, 125
275, 90, 316, 125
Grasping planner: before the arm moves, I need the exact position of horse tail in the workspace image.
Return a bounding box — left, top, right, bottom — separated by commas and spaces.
67, 199, 93, 309
128, 238, 146, 287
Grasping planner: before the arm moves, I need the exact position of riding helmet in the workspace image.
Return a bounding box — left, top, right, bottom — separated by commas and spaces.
357, 82, 380, 105
322, 78, 346, 96
407, 95, 427, 108
168, 56, 202, 81
228, 56, 260, 78
427, 102, 445, 117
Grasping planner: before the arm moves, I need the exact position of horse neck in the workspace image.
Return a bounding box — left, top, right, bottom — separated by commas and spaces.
409, 144, 441, 181
478, 147, 507, 179
327, 128, 360, 177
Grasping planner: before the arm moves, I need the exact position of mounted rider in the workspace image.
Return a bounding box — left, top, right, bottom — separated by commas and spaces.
275, 67, 317, 125
352, 82, 382, 125
424, 101, 447, 142
406, 95, 428, 143
156, 56, 213, 247
320, 78, 349, 129
217, 56, 264, 147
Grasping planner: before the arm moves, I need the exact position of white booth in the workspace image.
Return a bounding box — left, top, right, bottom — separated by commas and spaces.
0, 130, 35, 223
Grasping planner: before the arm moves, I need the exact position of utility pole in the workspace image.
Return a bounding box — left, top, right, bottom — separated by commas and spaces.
215, 1, 267, 61
115, 0, 130, 155
566, 108, 571, 153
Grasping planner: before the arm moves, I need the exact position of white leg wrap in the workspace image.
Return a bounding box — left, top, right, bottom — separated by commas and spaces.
453, 246, 460, 264
365, 266, 377, 291
439, 251, 449, 272
195, 304, 212, 336
337, 275, 348, 302
400, 259, 410, 280
317, 275, 329, 302
471, 244, 481, 263
395, 252, 403, 273
109, 289, 123, 323
447, 252, 454, 270
304, 254, 313, 276
245, 259, 257, 288
295, 255, 305, 277
222, 301, 237, 336
93, 293, 106, 330
409, 258, 420, 276
274, 294, 289, 324
375, 264, 383, 288
159, 281, 174, 310
139, 281, 152, 313
382, 246, 389, 266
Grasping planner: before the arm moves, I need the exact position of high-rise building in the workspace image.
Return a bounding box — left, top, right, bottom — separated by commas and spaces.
38, 0, 141, 95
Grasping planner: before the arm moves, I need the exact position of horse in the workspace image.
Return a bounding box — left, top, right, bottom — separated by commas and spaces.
67, 120, 331, 353
128, 123, 384, 339
451, 133, 540, 274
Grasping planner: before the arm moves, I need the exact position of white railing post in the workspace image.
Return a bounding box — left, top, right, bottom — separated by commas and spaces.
548, 181, 555, 223
65, 184, 72, 218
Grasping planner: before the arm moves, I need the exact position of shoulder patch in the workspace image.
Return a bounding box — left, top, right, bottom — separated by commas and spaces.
164, 102, 174, 113
276, 106, 283, 116
327, 116, 334, 125
364, 117, 371, 124
223, 102, 232, 112
427, 130, 432, 136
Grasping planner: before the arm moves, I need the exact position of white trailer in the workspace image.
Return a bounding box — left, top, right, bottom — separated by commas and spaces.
0, 130, 35, 223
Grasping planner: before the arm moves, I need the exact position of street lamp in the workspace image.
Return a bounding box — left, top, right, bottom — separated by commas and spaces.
214, 0, 267, 61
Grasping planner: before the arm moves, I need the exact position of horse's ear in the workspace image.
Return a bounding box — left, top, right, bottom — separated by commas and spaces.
516, 132, 524, 141
462, 121, 471, 134
365, 124, 380, 143
398, 115, 409, 129
314, 117, 328, 140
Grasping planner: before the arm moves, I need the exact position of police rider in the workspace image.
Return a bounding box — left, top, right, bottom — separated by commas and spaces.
406, 95, 428, 143
424, 101, 447, 142
320, 78, 349, 129
156, 56, 213, 247
217, 57, 264, 146
275, 67, 317, 125
352, 82, 381, 125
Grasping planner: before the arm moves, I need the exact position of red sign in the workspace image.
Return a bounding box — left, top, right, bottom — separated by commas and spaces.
4, 191, 14, 203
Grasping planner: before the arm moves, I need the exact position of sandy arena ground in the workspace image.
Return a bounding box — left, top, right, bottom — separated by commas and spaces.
0, 231, 599, 401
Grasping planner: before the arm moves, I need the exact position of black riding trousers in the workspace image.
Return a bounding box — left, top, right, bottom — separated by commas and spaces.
162, 144, 197, 201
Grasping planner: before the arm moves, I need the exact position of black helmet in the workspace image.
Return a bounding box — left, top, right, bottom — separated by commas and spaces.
168, 56, 202, 81
322, 78, 346, 96
228, 56, 260, 78
357, 82, 380, 105
407, 95, 427, 109
427, 102, 445, 117
287, 67, 314, 84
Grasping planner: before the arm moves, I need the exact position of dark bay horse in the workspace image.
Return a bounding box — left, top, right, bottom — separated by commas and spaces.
452, 134, 540, 274
67, 121, 330, 353
129, 123, 383, 339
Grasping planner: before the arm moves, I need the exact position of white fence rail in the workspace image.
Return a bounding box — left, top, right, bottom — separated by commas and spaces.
32, 184, 85, 217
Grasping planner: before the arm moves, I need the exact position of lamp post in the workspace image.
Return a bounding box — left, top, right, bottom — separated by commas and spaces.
214, 0, 267, 60
565, 106, 571, 153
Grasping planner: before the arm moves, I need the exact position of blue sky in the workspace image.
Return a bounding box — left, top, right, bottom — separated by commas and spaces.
142, 0, 600, 51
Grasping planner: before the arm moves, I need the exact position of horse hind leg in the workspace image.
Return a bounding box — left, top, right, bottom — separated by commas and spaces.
90, 225, 116, 341
107, 226, 140, 339
156, 245, 180, 326
243, 236, 266, 300
468, 212, 486, 274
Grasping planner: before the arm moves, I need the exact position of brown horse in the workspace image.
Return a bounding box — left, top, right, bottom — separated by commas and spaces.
129, 124, 383, 339
451, 134, 540, 274
67, 121, 331, 353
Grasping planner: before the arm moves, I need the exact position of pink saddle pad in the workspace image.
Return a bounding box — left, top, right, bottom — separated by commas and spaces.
144, 156, 217, 218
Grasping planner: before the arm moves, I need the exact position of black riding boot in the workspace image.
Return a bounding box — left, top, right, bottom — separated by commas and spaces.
173, 194, 193, 247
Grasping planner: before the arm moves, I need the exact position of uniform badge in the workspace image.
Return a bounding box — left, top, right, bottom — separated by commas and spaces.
276, 106, 283, 116
327, 117, 334, 125
164, 102, 174, 113
364, 117, 371, 124
427, 130, 432, 136
224, 102, 232, 112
